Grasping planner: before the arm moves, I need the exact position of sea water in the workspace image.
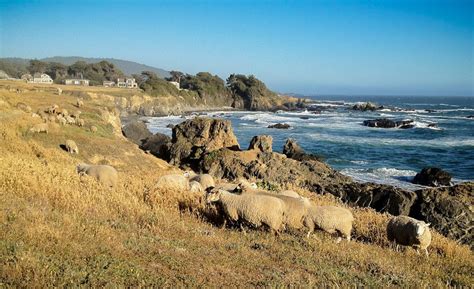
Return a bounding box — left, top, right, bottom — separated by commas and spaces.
145, 95, 474, 190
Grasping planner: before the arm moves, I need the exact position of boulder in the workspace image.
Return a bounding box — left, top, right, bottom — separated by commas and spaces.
352, 102, 378, 111
283, 138, 322, 162
168, 117, 240, 167
248, 135, 273, 153
268, 123, 290, 129
467, 115, 474, 119
140, 133, 171, 159
363, 118, 414, 129
411, 182, 474, 248
412, 167, 452, 187
121, 120, 153, 145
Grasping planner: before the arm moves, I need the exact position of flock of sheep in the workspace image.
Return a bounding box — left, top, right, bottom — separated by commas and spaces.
154, 172, 433, 256
24, 99, 432, 256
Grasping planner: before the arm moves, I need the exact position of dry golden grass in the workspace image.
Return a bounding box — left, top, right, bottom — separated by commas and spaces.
0, 81, 473, 287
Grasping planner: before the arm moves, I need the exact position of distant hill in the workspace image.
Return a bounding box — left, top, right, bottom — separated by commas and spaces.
41, 56, 170, 78
0, 56, 170, 78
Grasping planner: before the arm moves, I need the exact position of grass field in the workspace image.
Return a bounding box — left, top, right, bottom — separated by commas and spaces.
0, 81, 473, 287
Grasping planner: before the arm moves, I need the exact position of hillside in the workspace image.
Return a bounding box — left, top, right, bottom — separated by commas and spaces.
0, 56, 170, 78
0, 80, 473, 287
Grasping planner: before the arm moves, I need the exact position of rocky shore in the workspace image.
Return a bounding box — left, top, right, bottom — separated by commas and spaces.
122, 117, 473, 247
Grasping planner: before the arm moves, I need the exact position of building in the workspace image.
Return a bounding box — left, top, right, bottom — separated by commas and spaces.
169, 81, 181, 90
116, 78, 138, 89
64, 79, 90, 86
103, 81, 115, 87
21, 73, 53, 84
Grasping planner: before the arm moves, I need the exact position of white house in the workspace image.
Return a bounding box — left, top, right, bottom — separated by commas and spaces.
22, 73, 53, 84
117, 78, 138, 89
64, 79, 90, 86
103, 80, 115, 87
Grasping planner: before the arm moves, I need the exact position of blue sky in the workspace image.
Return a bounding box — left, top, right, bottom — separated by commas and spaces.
0, 0, 473, 96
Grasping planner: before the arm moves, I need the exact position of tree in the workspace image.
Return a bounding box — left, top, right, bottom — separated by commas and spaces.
27, 59, 48, 74
46, 62, 68, 81
166, 70, 185, 83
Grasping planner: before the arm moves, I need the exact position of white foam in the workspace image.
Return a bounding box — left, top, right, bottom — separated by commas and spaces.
341, 167, 422, 190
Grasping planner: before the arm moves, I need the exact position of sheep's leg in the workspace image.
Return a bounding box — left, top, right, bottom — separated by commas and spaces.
395, 244, 400, 252
415, 248, 420, 255
424, 248, 429, 257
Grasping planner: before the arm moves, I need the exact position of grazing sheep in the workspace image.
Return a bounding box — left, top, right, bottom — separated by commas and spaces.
191, 174, 215, 190
206, 188, 285, 235
76, 98, 84, 108
183, 170, 198, 179
29, 123, 49, 134
58, 108, 68, 117
304, 205, 354, 242
70, 110, 81, 118
58, 115, 67, 126
65, 139, 79, 154
387, 215, 432, 256
17, 102, 32, 113
90, 126, 98, 133
47, 104, 59, 114
189, 181, 204, 193
65, 115, 76, 125
76, 163, 118, 187
57, 87, 62, 95
47, 115, 57, 123
155, 174, 190, 191
76, 118, 85, 127
31, 113, 40, 118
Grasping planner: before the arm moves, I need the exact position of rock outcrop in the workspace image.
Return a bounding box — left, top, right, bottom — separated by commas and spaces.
122, 120, 152, 145
268, 123, 290, 129
141, 133, 171, 159
283, 138, 322, 162
352, 102, 379, 111
411, 182, 473, 248
168, 117, 240, 167
363, 118, 414, 129
248, 135, 273, 153
412, 167, 452, 187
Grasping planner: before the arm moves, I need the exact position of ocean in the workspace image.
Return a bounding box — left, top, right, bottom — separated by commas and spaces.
145, 95, 474, 190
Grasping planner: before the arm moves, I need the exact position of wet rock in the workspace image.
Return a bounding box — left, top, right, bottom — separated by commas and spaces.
412, 167, 452, 187
121, 120, 152, 145
411, 182, 473, 248
352, 102, 378, 111
268, 123, 291, 129
427, 123, 438, 128
363, 118, 414, 129
166, 123, 175, 129
248, 135, 273, 153
168, 117, 240, 167
425, 109, 437, 113
467, 115, 474, 119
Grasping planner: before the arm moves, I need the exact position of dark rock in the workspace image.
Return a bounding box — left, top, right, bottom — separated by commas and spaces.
248, 135, 273, 153
140, 133, 171, 159
411, 182, 473, 248
352, 102, 378, 111
268, 123, 290, 129
425, 109, 437, 113
122, 120, 153, 145
363, 118, 414, 129
427, 123, 438, 128
168, 117, 240, 167
283, 138, 322, 162
412, 167, 452, 187
467, 115, 474, 119
166, 124, 175, 129
300, 116, 310, 120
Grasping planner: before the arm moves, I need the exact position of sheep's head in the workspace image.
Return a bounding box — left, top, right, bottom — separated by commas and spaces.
76, 163, 88, 174
415, 222, 430, 236
189, 181, 203, 193
205, 188, 223, 204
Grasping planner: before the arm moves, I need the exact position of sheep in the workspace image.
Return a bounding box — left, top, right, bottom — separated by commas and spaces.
58, 108, 68, 117
189, 181, 204, 193
29, 123, 49, 134
90, 126, 98, 133
56, 87, 62, 95
76, 98, 84, 108
190, 174, 215, 190
304, 205, 354, 243
279, 190, 300, 198
58, 115, 67, 126
70, 110, 82, 119
183, 170, 198, 179
76, 118, 85, 127
76, 163, 118, 187
47, 104, 59, 114
47, 115, 57, 123
65, 115, 76, 125
155, 174, 190, 191
206, 188, 285, 235
65, 139, 79, 154
17, 102, 32, 113
386, 215, 432, 256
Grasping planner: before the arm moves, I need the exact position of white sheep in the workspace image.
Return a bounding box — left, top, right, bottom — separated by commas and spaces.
76, 98, 84, 108
256, 192, 309, 231
190, 174, 215, 190
65, 139, 79, 154
155, 174, 190, 191
65, 115, 76, 125
206, 188, 285, 235
76, 118, 85, 127
47, 104, 59, 114
386, 215, 432, 256
58, 115, 67, 126
189, 181, 204, 193
304, 205, 354, 243
29, 123, 49, 134
90, 126, 98, 133
76, 163, 118, 187
279, 190, 300, 198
